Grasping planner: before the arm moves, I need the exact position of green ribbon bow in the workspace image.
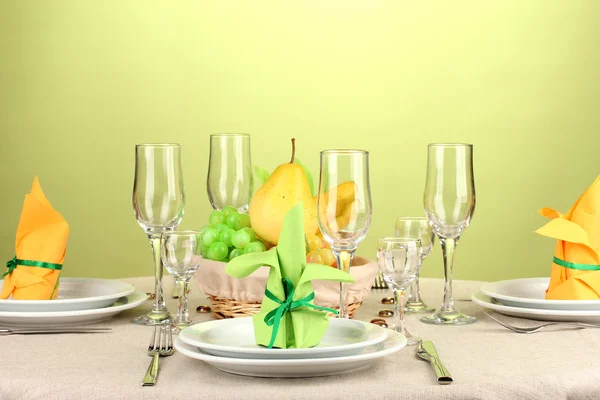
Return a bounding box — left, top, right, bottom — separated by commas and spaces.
553, 256, 600, 271
263, 277, 338, 349
3, 256, 63, 277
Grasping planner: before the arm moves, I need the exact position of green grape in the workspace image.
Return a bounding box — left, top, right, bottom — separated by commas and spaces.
229, 248, 244, 260
207, 242, 228, 261
201, 246, 208, 259
231, 230, 251, 249
244, 241, 266, 254
241, 227, 256, 242
226, 213, 242, 230
199, 224, 209, 234
202, 228, 219, 248
238, 213, 251, 229
219, 228, 235, 248
209, 210, 225, 227
221, 206, 238, 217
214, 223, 229, 232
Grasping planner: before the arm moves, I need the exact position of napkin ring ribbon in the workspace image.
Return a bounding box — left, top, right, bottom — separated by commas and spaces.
553, 257, 600, 271
263, 277, 338, 349
3, 256, 63, 277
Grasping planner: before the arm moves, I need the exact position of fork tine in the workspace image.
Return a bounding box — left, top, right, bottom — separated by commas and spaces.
484, 312, 518, 332
166, 327, 173, 352
148, 326, 158, 351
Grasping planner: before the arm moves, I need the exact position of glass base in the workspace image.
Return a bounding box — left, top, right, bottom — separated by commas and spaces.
420, 310, 476, 325
404, 301, 436, 314
403, 330, 422, 346
132, 310, 173, 326
171, 320, 194, 334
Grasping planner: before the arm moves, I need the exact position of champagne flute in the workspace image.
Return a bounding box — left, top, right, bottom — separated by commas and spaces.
394, 217, 435, 313
133, 143, 185, 326
207, 133, 253, 212
377, 237, 422, 345
317, 150, 372, 319
161, 230, 201, 333
421, 143, 476, 325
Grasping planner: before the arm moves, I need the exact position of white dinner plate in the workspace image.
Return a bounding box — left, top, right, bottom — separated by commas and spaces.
472, 291, 600, 322
0, 278, 135, 312
174, 329, 407, 378
480, 278, 600, 311
179, 317, 388, 359
0, 290, 147, 327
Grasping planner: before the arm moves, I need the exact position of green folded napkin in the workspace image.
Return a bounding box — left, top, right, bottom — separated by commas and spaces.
226, 202, 355, 349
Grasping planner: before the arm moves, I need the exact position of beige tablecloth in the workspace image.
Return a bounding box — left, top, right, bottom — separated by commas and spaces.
2, 277, 600, 400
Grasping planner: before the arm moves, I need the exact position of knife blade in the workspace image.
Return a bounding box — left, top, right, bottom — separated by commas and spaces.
0, 327, 112, 335
416, 340, 453, 384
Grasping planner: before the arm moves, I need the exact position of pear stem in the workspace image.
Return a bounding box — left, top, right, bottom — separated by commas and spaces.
290, 138, 296, 164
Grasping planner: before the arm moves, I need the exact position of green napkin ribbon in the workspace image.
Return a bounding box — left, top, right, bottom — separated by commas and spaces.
264, 277, 338, 349
3, 256, 63, 278
553, 256, 600, 271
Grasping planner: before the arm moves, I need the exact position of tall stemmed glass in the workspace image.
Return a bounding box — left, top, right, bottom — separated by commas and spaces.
422, 143, 476, 325
377, 237, 422, 345
395, 217, 435, 313
133, 144, 185, 325
207, 133, 253, 212
317, 150, 372, 319
161, 230, 201, 333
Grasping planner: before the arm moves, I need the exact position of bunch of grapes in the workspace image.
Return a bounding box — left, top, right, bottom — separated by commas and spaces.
200, 206, 266, 262
305, 233, 336, 267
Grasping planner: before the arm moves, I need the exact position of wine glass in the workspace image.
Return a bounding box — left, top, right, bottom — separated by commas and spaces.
421, 143, 476, 325
132, 143, 185, 326
161, 230, 201, 333
317, 150, 372, 319
394, 217, 435, 313
207, 133, 253, 212
377, 237, 422, 345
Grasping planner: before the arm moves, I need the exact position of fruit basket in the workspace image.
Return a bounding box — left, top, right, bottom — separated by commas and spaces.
193, 256, 378, 319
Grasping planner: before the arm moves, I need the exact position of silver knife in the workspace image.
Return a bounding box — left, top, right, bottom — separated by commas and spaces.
0, 327, 112, 335
416, 340, 453, 384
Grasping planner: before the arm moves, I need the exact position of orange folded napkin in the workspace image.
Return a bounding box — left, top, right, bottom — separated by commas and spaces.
536, 175, 600, 300
1, 177, 70, 300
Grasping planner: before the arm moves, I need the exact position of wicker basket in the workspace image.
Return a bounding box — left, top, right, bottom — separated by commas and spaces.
194, 256, 378, 320
208, 295, 363, 319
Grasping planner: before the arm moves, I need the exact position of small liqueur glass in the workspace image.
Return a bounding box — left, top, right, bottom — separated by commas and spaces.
394, 217, 435, 313
160, 230, 201, 333
377, 237, 422, 346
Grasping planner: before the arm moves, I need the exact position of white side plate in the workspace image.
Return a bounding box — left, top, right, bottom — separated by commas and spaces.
472, 291, 600, 322
480, 278, 600, 310
0, 290, 147, 327
179, 317, 388, 359
174, 329, 407, 378
0, 278, 135, 312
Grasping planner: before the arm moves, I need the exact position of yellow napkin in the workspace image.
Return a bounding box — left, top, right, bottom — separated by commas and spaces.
535, 175, 600, 300
1, 177, 70, 300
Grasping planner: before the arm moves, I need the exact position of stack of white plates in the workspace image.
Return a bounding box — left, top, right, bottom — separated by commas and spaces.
0, 277, 146, 327
471, 277, 600, 322
175, 317, 407, 377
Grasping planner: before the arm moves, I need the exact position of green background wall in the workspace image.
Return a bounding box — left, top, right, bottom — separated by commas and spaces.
1, 1, 599, 281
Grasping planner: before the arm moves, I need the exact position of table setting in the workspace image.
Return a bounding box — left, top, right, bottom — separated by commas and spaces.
2, 135, 600, 400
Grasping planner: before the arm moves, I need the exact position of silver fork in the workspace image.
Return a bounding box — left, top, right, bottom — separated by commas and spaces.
484, 312, 600, 334
141, 325, 174, 386
372, 272, 388, 289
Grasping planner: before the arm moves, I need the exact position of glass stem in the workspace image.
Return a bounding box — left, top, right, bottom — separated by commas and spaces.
440, 237, 458, 313
407, 274, 422, 303
333, 249, 354, 319
149, 235, 168, 318
176, 278, 190, 325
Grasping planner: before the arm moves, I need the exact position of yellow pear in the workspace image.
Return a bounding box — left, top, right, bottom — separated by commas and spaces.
249, 139, 318, 245
313, 181, 357, 234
